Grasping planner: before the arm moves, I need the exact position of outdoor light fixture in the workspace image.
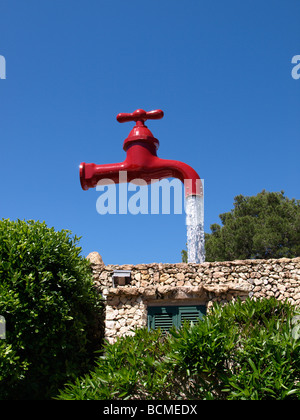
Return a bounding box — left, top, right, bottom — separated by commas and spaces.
112, 270, 131, 287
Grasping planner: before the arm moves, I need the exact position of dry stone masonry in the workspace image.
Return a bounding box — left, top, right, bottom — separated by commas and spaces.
87, 252, 300, 344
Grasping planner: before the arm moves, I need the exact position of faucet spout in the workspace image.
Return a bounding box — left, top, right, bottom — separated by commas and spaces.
151, 157, 202, 197
80, 148, 202, 197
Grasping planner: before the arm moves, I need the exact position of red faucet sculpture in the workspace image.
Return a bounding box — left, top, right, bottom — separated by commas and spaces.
79, 109, 202, 197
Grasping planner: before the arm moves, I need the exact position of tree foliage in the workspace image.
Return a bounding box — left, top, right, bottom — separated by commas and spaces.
57, 298, 300, 400
0, 219, 104, 400
204, 190, 300, 262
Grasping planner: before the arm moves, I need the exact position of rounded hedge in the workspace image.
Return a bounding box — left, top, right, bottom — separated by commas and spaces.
0, 219, 103, 399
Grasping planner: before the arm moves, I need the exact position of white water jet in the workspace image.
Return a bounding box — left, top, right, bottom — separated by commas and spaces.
185, 195, 205, 263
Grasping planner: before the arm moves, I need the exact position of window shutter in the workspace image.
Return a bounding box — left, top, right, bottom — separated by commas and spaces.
148, 305, 206, 332
148, 306, 176, 333
179, 305, 206, 326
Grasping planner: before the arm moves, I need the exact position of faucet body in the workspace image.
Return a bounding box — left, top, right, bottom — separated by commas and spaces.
80, 109, 202, 197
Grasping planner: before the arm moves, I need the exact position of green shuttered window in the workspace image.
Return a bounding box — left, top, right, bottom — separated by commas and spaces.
148, 305, 206, 332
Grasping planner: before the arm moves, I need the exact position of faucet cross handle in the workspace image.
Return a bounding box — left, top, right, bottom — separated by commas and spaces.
116, 109, 164, 124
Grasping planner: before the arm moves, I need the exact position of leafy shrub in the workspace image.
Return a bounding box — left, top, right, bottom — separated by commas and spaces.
169, 298, 300, 399
0, 219, 103, 399
57, 298, 300, 400
57, 328, 171, 400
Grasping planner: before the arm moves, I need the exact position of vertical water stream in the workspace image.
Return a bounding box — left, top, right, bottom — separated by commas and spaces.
185, 195, 205, 263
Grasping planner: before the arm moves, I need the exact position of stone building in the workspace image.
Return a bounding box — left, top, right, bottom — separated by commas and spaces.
87, 252, 300, 344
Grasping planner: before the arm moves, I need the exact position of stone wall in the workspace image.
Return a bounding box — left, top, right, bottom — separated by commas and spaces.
87, 252, 300, 344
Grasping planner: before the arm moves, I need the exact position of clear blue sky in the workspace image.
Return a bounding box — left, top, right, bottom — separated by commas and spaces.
1, 0, 299, 264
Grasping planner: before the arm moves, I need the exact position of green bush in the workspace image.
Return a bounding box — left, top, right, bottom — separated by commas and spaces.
57, 298, 300, 400
0, 219, 103, 400
58, 328, 171, 400
169, 298, 300, 399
